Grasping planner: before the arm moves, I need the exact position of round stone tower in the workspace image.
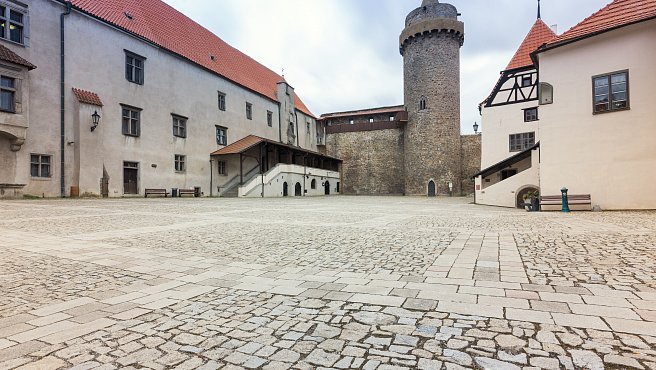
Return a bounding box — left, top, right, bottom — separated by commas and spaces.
400, 0, 464, 196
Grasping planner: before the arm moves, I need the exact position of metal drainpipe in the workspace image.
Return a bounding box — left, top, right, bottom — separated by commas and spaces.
60, 1, 72, 197
278, 102, 282, 143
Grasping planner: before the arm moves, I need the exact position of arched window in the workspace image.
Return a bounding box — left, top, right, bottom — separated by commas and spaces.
419, 96, 427, 111
311, 179, 317, 189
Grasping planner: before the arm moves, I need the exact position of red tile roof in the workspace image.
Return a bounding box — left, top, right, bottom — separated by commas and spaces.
506, 19, 557, 70
320, 105, 405, 119
72, 88, 103, 106
67, 0, 314, 117
211, 134, 341, 161
0, 44, 36, 70
547, 0, 656, 48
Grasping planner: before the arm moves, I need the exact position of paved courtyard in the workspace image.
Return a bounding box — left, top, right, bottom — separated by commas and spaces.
0, 196, 655, 370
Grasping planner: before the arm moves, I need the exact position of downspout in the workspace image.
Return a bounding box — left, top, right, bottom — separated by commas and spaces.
60, 1, 72, 197
278, 102, 283, 143
209, 158, 213, 197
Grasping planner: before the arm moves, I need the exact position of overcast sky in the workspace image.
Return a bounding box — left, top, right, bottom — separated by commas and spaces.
162, 0, 608, 134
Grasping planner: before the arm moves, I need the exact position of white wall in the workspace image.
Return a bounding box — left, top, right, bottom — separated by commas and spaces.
538, 20, 656, 210
5, 0, 318, 197
239, 164, 340, 198
476, 152, 539, 208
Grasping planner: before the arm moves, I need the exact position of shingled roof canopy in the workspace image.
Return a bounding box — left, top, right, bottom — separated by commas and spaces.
72, 88, 103, 106
540, 0, 656, 51
63, 0, 314, 117
211, 135, 341, 162
0, 44, 36, 70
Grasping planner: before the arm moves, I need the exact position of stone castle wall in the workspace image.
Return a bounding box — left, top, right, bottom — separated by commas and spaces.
461, 134, 482, 195
324, 129, 405, 195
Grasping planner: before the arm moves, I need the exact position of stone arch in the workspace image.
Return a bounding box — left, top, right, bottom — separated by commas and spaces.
516, 185, 540, 209
324, 181, 330, 195
311, 179, 316, 189
294, 182, 302, 196
282, 182, 288, 197
427, 179, 436, 197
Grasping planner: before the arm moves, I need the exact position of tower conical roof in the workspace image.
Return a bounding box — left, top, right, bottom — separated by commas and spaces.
506, 19, 557, 70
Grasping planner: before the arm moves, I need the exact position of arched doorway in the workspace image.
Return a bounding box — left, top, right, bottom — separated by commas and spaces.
283, 182, 288, 197
428, 180, 436, 197
324, 181, 330, 195
516, 186, 539, 209
295, 182, 302, 196
311, 179, 316, 189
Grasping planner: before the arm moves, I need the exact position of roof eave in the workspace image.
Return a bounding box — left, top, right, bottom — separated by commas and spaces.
535, 15, 656, 56
472, 142, 540, 179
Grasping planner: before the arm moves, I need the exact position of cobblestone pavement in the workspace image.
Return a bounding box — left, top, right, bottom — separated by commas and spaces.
0, 197, 655, 370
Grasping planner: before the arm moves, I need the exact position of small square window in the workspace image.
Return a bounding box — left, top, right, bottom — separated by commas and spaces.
349, 119, 354, 125
246, 102, 252, 120
30, 154, 51, 178
172, 115, 187, 138
267, 111, 273, 127
524, 107, 538, 122
125, 51, 145, 85
218, 161, 227, 175
389, 115, 395, 121
174, 154, 186, 172
369, 117, 374, 123
218, 92, 226, 111
121, 105, 141, 137
521, 75, 532, 88
216, 126, 227, 145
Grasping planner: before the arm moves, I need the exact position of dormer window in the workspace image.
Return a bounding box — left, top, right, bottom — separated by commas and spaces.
419, 96, 427, 111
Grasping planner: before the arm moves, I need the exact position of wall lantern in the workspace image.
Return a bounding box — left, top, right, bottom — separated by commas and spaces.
91, 110, 101, 132
473, 121, 479, 135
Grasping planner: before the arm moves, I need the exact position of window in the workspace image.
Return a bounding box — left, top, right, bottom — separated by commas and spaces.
306, 121, 311, 134
121, 105, 141, 137
389, 115, 395, 121
524, 107, 538, 122
289, 122, 295, 134
218, 161, 227, 175
0, 75, 15, 112
501, 169, 518, 180
311, 179, 316, 189
216, 126, 227, 145
349, 119, 354, 125
246, 102, 252, 120
509, 132, 535, 152
218, 92, 226, 111
172, 115, 187, 138
593, 71, 629, 113
419, 96, 427, 111
521, 75, 532, 88
267, 111, 273, 127
0, 5, 25, 44
125, 51, 145, 85
30, 154, 50, 178
174, 155, 186, 172
369, 117, 374, 123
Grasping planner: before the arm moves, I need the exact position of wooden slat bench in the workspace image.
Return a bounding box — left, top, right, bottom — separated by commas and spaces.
540, 194, 592, 210
178, 189, 196, 197
145, 188, 169, 198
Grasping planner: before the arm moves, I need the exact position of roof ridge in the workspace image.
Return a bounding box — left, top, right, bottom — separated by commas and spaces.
505, 18, 557, 70
320, 105, 405, 117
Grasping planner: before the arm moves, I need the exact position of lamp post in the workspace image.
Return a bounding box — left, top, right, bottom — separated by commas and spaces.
473, 121, 479, 135
91, 111, 100, 132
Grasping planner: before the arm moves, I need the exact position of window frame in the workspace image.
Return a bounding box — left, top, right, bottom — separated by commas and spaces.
592, 70, 630, 114
30, 153, 51, 178
509, 132, 535, 152
0, 75, 15, 113
523, 107, 538, 122
217, 160, 227, 176
172, 114, 187, 138
419, 96, 427, 111
246, 102, 253, 120
521, 75, 532, 88
121, 105, 142, 137
174, 154, 186, 172
218, 91, 226, 111
216, 125, 227, 146
267, 110, 273, 127
0, 3, 27, 45
124, 50, 146, 85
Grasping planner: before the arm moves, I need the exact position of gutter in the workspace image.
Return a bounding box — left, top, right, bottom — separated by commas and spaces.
60, 1, 71, 197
